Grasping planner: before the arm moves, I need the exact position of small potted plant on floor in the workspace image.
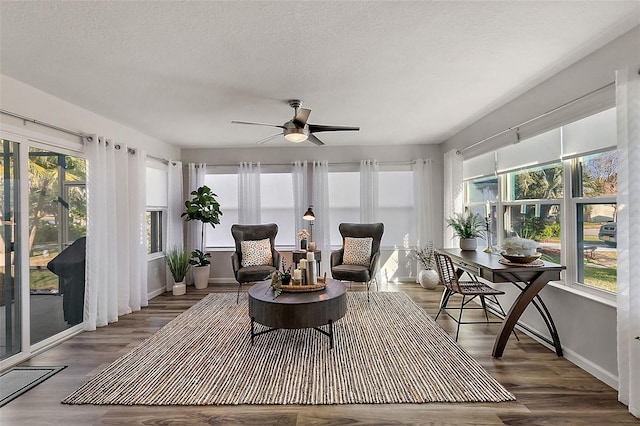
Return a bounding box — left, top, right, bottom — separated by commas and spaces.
166, 247, 191, 296
181, 185, 222, 289
446, 210, 485, 250
411, 242, 439, 290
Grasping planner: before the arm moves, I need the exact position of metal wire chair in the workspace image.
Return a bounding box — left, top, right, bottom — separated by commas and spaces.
434, 251, 517, 342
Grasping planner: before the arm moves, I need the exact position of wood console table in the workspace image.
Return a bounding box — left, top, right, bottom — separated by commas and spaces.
438, 248, 566, 358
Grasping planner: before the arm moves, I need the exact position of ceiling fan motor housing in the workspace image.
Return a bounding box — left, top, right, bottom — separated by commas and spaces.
283, 121, 309, 142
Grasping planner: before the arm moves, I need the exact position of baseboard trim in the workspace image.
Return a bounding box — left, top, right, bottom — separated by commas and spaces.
513, 321, 618, 390
148, 287, 167, 300
209, 277, 237, 284
479, 300, 619, 390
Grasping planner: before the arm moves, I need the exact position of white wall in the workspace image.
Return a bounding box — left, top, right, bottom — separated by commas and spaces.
440, 26, 640, 388
182, 143, 444, 282
0, 73, 180, 297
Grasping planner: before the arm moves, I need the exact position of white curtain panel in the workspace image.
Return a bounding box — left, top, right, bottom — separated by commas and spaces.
443, 150, 464, 247
312, 161, 330, 273
292, 160, 309, 246
412, 159, 435, 248
238, 162, 261, 224
166, 160, 184, 291
616, 65, 640, 418
84, 136, 148, 331
360, 159, 379, 223
185, 163, 206, 252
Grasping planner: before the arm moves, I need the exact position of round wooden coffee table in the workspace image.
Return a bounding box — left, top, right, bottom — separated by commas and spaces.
248, 278, 347, 349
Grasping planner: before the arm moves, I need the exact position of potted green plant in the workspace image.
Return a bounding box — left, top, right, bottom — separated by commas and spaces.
181, 185, 222, 289
166, 247, 191, 295
410, 242, 439, 290
189, 249, 211, 289
446, 210, 485, 251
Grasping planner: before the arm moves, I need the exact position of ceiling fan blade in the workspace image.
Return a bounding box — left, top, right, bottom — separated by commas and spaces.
293, 108, 311, 127
256, 133, 283, 145
308, 124, 360, 133
307, 133, 325, 146
231, 120, 286, 129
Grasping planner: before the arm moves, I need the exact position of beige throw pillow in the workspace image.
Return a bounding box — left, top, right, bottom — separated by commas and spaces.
343, 237, 373, 266
241, 238, 273, 267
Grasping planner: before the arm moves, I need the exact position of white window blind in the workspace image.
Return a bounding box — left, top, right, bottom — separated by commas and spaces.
562, 107, 616, 159
146, 166, 167, 207
463, 151, 495, 180
496, 128, 561, 174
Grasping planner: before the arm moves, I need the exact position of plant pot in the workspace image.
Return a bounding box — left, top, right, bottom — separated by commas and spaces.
460, 238, 478, 251
418, 269, 439, 290
172, 280, 186, 296
282, 274, 291, 286
193, 265, 210, 289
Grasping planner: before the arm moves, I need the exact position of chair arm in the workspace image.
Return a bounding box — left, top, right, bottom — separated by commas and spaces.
231, 252, 240, 277
330, 249, 344, 268
369, 251, 380, 281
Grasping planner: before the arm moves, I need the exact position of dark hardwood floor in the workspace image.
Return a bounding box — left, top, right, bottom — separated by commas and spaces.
1, 281, 635, 425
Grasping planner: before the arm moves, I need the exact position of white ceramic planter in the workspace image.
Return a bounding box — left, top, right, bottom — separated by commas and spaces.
418, 269, 440, 290
459, 238, 478, 251
172, 280, 186, 296
193, 265, 210, 289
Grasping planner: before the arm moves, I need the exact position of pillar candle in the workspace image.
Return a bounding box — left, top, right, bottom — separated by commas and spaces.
306, 251, 315, 262
300, 259, 306, 269
293, 269, 302, 280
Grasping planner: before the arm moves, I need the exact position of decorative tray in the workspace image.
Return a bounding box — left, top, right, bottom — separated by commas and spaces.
279, 276, 327, 292
500, 253, 542, 264
280, 283, 326, 293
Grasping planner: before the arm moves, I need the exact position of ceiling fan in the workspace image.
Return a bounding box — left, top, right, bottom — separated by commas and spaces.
231, 99, 359, 146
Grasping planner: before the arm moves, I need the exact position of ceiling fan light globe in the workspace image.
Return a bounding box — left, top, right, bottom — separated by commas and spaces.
284, 132, 308, 143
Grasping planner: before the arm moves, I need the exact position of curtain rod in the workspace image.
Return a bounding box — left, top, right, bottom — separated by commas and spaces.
206, 159, 429, 167
1, 108, 172, 164
456, 81, 615, 156
1, 108, 86, 137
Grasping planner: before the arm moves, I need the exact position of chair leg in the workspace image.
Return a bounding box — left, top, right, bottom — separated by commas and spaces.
455, 295, 465, 341
480, 295, 490, 323
236, 282, 242, 304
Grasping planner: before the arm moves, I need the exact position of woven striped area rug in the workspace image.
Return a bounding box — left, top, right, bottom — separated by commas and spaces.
63, 292, 515, 405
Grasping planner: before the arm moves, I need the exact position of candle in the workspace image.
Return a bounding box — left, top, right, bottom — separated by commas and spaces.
293, 269, 302, 280
306, 251, 315, 261
300, 259, 306, 269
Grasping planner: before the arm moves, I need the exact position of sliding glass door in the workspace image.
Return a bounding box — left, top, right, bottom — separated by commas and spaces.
28, 148, 86, 345
1, 139, 21, 361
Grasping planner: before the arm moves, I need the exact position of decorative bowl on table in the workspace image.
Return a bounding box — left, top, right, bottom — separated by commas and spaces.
500, 253, 542, 264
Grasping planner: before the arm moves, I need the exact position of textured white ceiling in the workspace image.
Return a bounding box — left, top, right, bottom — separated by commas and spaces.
1, 1, 638, 148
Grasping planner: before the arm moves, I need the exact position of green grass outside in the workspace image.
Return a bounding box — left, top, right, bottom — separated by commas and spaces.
539, 251, 616, 293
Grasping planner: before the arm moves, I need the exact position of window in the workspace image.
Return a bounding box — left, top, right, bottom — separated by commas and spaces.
574, 150, 617, 293
204, 173, 238, 248
146, 165, 167, 256
378, 169, 414, 247
146, 210, 163, 254
462, 106, 617, 299
328, 171, 360, 246
260, 172, 295, 246
465, 176, 498, 246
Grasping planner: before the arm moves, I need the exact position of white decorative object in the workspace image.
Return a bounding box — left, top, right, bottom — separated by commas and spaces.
460, 238, 477, 251
502, 237, 539, 256
192, 265, 210, 289
172, 280, 186, 296
418, 269, 439, 290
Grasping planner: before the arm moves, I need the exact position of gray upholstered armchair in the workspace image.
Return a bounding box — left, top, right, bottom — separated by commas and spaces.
231, 223, 281, 303
330, 222, 384, 301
